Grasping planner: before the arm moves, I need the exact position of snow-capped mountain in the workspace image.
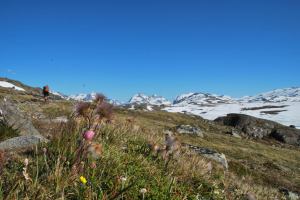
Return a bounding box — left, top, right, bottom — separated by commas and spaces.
164, 87, 300, 127
129, 93, 171, 106
50, 91, 68, 99
68, 92, 122, 105
68, 93, 97, 101
240, 87, 300, 103
173, 92, 236, 105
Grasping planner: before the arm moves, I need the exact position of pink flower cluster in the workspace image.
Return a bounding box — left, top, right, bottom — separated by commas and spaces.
83, 130, 95, 141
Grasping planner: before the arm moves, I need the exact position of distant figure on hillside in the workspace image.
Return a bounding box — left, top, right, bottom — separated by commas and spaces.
42, 85, 50, 102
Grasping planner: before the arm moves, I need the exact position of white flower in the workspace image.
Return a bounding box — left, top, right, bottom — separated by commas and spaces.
24, 158, 29, 166
120, 176, 127, 183
140, 188, 147, 194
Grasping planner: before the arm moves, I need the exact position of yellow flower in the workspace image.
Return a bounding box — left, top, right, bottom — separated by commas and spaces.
80, 176, 87, 184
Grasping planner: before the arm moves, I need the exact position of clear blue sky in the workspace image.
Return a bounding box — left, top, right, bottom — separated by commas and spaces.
0, 0, 299, 101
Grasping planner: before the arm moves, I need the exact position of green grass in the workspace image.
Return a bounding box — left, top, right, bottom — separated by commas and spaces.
0, 101, 297, 199
0, 118, 227, 199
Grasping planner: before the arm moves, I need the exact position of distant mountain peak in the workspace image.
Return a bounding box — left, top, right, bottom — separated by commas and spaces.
68, 92, 121, 105
129, 93, 171, 106
173, 92, 236, 105
240, 87, 300, 103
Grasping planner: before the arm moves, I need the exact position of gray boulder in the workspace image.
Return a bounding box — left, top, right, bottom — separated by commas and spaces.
176, 125, 204, 137
0, 99, 48, 151
279, 188, 300, 200
0, 100, 40, 136
184, 143, 228, 170
215, 114, 300, 146
0, 135, 48, 151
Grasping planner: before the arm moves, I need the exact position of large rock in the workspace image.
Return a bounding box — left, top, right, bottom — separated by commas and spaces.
0, 135, 48, 151
0, 99, 48, 151
176, 125, 204, 137
279, 188, 300, 200
215, 114, 300, 146
0, 99, 40, 136
184, 143, 228, 170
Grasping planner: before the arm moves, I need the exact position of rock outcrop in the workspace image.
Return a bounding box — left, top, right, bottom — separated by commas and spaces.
183, 143, 228, 170
0, 99, 40, 136
176, 125, 204, 137
215, 114, 300, 146
0, 99, 48, 151
0, 135, 48, 151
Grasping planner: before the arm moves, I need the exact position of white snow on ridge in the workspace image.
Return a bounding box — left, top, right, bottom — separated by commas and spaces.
68, 92, 97, 101
173, 92, 237, 105
164, 87, 300, 127
240, 87, 300, 103
129, 93, 171, 106
68, 92, 122, 105
174, 93, 195, 103
50, 90, 68, 99
0, 81, 25, 91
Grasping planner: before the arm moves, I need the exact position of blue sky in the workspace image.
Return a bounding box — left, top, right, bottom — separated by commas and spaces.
0, 0, 299, 101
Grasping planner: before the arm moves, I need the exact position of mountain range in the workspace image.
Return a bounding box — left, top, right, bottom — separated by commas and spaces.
163, 88, 300, 128
0, 78, 299, 127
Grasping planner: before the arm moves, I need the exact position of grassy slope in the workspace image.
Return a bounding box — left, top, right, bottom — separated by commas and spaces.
0, 95, 299, 199
117, 109, 300, 193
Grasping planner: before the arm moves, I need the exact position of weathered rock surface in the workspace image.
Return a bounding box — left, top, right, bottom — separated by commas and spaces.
0, 135, 48, 151
0, 100, 40, 136
184, 143, 228, 169
215, 114, 300, 146
176, 125, 204, 137
0, 99, 48, 151
279, 188, 300, 200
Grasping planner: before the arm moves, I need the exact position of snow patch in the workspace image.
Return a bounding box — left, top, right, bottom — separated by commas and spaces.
164, 87, 300, 127
0, 81, 25, 91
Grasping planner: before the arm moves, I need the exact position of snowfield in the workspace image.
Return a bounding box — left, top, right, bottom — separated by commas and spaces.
164, 101, 300, 128
0, 81, 25, 91
163, 87, 300, 128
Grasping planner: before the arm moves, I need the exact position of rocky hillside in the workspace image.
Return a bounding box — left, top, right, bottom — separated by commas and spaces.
0, 78, 64, 101
0, 78, 299, 199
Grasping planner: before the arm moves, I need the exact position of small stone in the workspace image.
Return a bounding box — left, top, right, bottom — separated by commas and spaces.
245, 193, 256, 200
